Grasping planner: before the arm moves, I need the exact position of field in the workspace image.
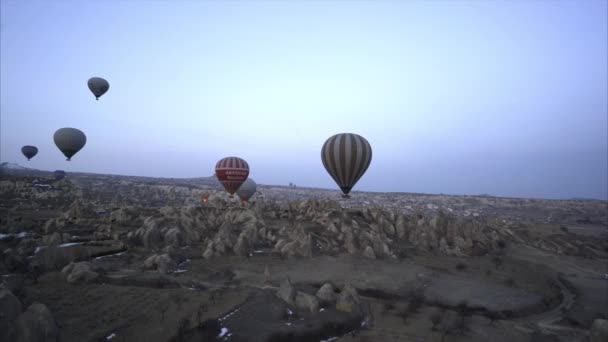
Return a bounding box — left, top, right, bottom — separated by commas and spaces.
1, 164, 607, 342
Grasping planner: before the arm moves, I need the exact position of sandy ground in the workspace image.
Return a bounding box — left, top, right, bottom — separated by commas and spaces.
12, 238, 605, 342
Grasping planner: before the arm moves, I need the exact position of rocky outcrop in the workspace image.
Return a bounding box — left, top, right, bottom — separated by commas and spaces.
15, 303, 58, 342
42, 232, 62, 246
277, 278, 296, 305
142, 254, 177, 274
33, 245, 91, 272
336, 284, 361, 314
295, 291, 320, 313
363, 246, 376, 259
591, 319, 608, 342
316, 283, 337, 304
61, 262, 99, 284
0, 288, 22, 326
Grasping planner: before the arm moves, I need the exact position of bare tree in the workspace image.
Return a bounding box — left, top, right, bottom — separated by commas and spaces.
157, 301, 169, 322
429, 309, 444, 330
492, 256, 503, 269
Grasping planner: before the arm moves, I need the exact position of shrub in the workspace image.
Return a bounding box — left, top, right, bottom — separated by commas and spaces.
156, 301, 169, 322
398, 308, 410, 324
504, 277, 515, 287
407, 288, 425, 314
198, 319, 221, 340
177, 318, 191, 342
455, 262, 467, 271
492, 256, 503, 269
560, 226, 569, 233
455, 301, 472, 335
383, 302, 395, 313
429, 310, 443, 330
485, 311, 501, 325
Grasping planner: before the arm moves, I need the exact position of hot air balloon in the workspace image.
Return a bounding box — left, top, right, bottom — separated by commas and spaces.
237, 178, 257, 204
87, 77, 110, 100
21, 146, 38, 161
53, 128, 86, 161
321, 133, 372, 198
202, 192, 210, 203
215, 157, 249, 197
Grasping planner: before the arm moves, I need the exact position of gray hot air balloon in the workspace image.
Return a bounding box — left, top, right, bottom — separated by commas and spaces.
87, 77, 110, 100
236, 178, 257, 204
53, 128, 86, 161
321, 133, 372, 198
21, 145, 38, 161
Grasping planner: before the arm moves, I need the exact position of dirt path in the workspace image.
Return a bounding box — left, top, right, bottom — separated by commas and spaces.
509, 244, 602, 336
514, 275, 582, 335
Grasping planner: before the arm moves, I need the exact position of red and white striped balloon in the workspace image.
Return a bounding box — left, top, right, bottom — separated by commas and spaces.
215, 157, 250, 195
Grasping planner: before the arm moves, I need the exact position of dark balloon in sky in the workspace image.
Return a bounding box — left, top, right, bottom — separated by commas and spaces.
21, 145, 38, 161
87, 77, 110, 100
54, 128, 87, 161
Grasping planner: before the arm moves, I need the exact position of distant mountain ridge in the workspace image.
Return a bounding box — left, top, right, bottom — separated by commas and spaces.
1, 162, 606, 201
0, 162, 29, 170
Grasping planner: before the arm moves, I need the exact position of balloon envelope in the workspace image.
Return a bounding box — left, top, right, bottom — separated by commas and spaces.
53, 128, 86, 161
321, 133, 372, 196
87, 77, 110, 100
21, 145, 38, 161
237, 178, 257, 203
215, 157, 249, 195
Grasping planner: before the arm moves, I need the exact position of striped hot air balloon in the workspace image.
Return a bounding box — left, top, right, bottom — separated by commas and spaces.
321, 133, 372, 198
215, 157, 250, 196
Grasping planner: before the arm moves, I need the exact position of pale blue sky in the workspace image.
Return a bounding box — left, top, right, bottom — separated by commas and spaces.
1, 1, 607, 199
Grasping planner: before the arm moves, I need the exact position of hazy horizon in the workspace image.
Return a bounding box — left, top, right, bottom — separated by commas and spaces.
1, 1, 607, 200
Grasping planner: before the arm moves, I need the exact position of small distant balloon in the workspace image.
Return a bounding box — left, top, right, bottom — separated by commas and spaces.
237, 178, 257, 204
87, 77, 110, 100
21, 145, 38, 161
321, 133, 372, 198
215, 157, 249, 197
53, 128, 87, 161
202, 192, 210, 203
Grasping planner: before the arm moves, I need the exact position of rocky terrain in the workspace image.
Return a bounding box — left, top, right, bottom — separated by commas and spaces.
1, 163, 607, 342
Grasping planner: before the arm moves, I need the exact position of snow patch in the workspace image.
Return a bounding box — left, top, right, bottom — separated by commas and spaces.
218, 327, 230, 338
58, 242, 81, 248
177, 259, 191, 267
1, 162, 26, 170
106, 333, 116, 340
320, 338, 337, 342
95, 251, 126, 260
174, 269, 188, 273
219, 307, 240, 321
286, 308, 293, 316
361, 317, 370, 327
319, 308, 325, 312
